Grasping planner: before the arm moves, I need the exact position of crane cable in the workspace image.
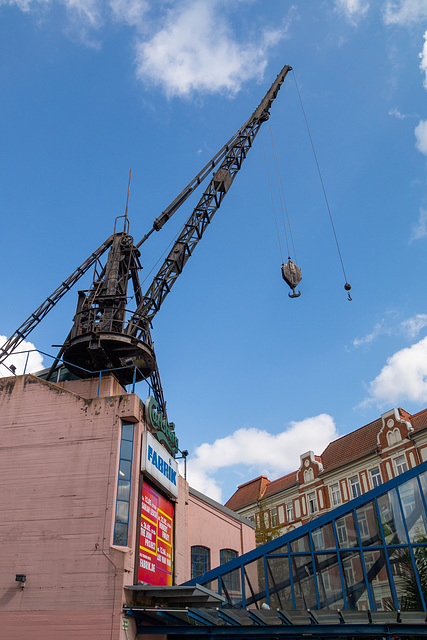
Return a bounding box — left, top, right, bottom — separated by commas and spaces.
269, 119, 298, 264
261, 129, 287, 264
292, 70, 352, 301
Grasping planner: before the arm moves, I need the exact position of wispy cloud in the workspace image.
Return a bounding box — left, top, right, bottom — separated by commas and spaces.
388, 107, 419, 120
334, 0, 370, 23
186, 415, 338, 502
0, 336, 44, 377
401, 314, 427, 339
349, 312, 427, 350
349, 320, 391, 350
360, 335, 427, 408
383, 0, 427, 26
410, 207, 427, 242
420, 30, 427, 89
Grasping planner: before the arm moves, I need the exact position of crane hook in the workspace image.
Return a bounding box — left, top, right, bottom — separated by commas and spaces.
281, 259, 302, 299
344, 282, 352, 301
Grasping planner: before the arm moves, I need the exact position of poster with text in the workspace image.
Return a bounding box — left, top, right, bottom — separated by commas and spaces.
138, 480, 173, 585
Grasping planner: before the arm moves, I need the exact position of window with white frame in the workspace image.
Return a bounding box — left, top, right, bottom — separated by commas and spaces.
311, 527, 324, 550
330, 483, 341, 506
336, 520, 348, 545
270, 508, 278, 528
370, 467, 382, 488
349, 475, 362, 498
307, 491, 318, 514
394, 454, 408, 475
286, 502, 294, 523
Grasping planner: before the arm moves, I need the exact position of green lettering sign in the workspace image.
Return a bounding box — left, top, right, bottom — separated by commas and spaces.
145, 396, 179, 455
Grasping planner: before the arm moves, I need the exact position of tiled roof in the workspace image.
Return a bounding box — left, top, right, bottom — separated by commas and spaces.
409, 407, 427, 433
225, 476, 270, 511
320, 416, 383, 473
224, 407, 427, 510
263, 471, 297, 499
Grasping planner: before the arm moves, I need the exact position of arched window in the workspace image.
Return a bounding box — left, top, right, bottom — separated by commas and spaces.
220, 549, 239, 592
220, 548, 238, 564
191, 546, 210, 580
304, 467, 314, 484
387, 428, 401, 447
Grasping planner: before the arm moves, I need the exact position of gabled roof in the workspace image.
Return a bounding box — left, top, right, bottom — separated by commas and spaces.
225, 476, 270, 511
409, 406, 427, 433
225, 407, 427, 509
263, 471, 297, 499
320, 416, 382, 473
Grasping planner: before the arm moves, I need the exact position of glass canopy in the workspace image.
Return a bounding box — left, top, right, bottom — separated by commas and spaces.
184, 461, 427, 613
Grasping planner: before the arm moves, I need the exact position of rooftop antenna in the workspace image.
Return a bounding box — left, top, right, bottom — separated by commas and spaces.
124, 168, 132, 232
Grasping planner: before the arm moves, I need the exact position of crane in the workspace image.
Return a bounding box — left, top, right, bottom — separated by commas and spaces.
0, 64, 295, 414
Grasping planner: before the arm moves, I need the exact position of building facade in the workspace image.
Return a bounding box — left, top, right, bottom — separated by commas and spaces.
226, 407, 427, 544
0, 372, 254, 640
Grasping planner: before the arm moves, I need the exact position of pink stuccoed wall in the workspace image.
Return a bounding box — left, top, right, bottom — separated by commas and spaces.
0, 373, 255, 639
0, 374, 142, 639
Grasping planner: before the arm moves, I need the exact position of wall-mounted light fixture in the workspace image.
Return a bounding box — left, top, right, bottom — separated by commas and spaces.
15, 574, 26, 589
175, 449, 189, 480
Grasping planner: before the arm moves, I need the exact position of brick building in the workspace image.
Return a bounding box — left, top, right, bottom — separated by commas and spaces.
225, 407, 427, 543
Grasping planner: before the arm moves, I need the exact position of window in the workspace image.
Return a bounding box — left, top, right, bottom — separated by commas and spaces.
263, 511, 269, 529
394, 454, 408, 476
270, 508, 278, 528
358, 512, 369, 539
311, 527, 324, 550
336, 520, 348, 545
286, 502, 294, 523
191, 546, 210, 579
349, 475, 361, 498
307, 491, 318, 514
220, 548, 239, 592
303, 467, 314, 483
220, 548, 238, 564
113, 421, 134, 546
387, 428, 401, 447
370, 467, 382, 488
330, 483, 341, 506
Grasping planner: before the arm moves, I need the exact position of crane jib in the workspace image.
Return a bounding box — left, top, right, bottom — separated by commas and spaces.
0, 64, 292, 404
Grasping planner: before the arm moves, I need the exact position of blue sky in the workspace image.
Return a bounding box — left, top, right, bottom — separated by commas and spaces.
1, 0, 427, 502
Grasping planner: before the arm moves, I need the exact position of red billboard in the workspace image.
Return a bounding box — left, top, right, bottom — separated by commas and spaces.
138, 480, 174, 585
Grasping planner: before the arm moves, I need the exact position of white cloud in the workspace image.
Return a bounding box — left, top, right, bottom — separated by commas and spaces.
0, 0, 49, 10
350, 320, 391, 349
401, 314, 427, 338
415, 119, 427, 155
0, 336, 44, 377
134, 0, 287, 97
335, 0, 370, 22
0, 0, 288, 97
420, 30, 427, 89
362, 336, 427, 407
186, 414, 338, 502
383, 1, 427, 25
410, 207, 427, 241
109, 0, 148, 28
